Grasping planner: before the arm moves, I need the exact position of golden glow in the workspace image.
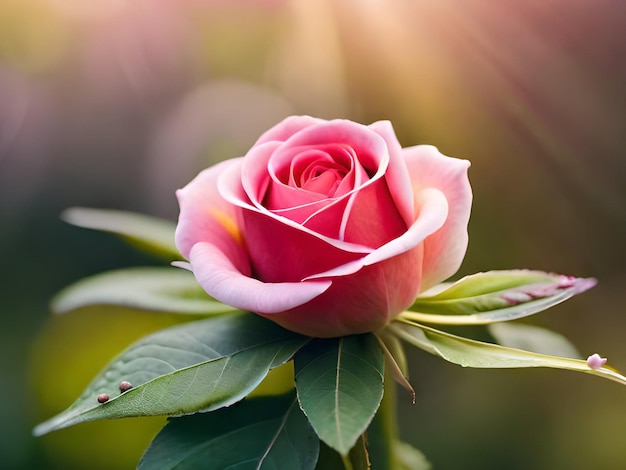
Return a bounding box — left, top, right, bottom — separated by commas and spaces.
210, 209, 243, 244
0, 0, 70, 72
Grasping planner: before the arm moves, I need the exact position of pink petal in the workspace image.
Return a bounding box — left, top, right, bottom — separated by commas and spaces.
403, 145, 472, 290
341, 176, 408, 247
241, 208, 367, 283
305, 187, 448, 280
254, 115, 324, 145
175, 159, 247, 266
263, 144, 356, 223
189, 242, 331, 314
241, 141, 281, 205
276, 144, 354, 193
219, 156, 374, 256
264, 244, 424, 337
278, 119, 390, 176
368, 120, 415, 227
299, 196, 351, 240
363, 188, 449, 266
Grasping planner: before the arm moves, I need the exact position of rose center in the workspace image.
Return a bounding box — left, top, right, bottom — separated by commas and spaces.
299, 164, 345, 195
285, 147, 353, 197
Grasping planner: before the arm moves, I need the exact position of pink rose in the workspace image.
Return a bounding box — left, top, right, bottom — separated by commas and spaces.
175, 116, 472, 337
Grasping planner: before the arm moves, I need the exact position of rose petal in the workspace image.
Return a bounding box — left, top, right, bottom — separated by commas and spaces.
279, 120, 389, 177
267, 120, 394, 242
368, 120, 415, 227
241, 140, 281, 205
189, 242, 331, 314
341, 176, 407, 247
175, 159, 247, 269
304, 187, 448, 280
263, 244, 424, 337
263, 144, 357, 228
403, 145, 472, 289
219, 157, 374, 255
275, 144, 354, 193
254, 115, 325, 145
241, 208, 367, 283
363, 188, 448, 266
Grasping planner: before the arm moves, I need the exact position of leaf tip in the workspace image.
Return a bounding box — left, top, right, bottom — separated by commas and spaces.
32, 418, 56, 437
566, 276, 597, 295
59, 206, 87, 226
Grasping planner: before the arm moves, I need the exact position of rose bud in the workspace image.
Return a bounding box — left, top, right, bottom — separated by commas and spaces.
176, 116, 472, 337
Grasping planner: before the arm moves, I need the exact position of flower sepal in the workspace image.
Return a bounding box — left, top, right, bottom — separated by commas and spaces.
403, 269, 596, 325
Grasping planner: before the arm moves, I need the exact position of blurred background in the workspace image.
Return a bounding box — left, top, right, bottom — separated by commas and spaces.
1, 0, 625, 468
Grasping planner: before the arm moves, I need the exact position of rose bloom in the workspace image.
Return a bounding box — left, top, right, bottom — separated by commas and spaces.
175, 116, 471, 337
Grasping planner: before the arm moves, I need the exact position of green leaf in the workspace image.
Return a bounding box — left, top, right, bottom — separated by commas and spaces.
34, 313, 309, 436
418, 270, 558, 299
137, 392, 319, 470
51, 267, 235, 315
394, 441, 431, 470
488, 322, 581, 358
403, 270, 596, 325
388, 321, 626, 385
62, 207, 179, 258
295, 335, 384, 456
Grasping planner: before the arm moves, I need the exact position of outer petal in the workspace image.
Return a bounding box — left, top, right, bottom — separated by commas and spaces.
259, 243, 424, 337
305, 187, 448, 279
404, 145, 472, 289
175, 159, 247, 273
253, 115, 325, 145
189, 242, 331, 313
176, 148, 334, 315
363, 188, 448, 266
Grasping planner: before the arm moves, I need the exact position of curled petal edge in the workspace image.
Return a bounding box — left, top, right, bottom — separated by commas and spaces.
219, 157, 373, 254
189, 242, 332, 314
304, 188, 448, 280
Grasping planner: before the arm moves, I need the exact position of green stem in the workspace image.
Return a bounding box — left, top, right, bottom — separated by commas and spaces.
366, 367, 399, 469
341, 453, 355, 470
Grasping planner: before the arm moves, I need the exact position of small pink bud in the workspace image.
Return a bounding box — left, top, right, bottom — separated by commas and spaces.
586, 353, 607, 370
97, 393, 110, 403
119, 381, 133, 393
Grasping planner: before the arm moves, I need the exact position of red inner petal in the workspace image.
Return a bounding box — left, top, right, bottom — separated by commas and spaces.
301, 167, 344, 194
286, 144, 353, 195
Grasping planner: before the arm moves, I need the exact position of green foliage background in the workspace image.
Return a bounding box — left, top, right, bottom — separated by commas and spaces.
2, 0, 626, 468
